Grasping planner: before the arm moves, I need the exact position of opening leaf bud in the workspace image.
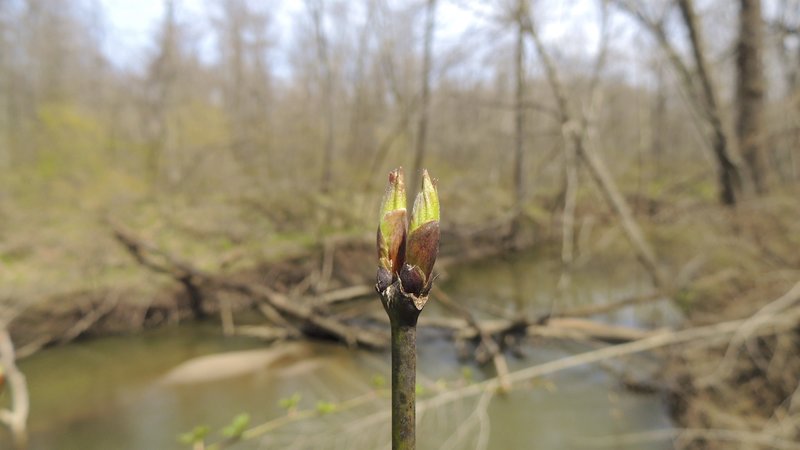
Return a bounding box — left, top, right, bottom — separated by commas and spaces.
377, 168, 407, 276
409, 170, 440, 233
402, 170, 440, 295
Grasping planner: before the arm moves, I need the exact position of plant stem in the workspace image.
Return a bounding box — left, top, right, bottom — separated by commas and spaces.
380, 283, 426, 450
391, 321, 416, 450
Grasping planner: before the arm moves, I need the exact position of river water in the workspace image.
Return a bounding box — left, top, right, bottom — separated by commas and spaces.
10, 250, 680, 449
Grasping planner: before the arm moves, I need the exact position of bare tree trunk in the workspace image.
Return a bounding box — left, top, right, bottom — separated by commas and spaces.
215, 0, 273, 188
411, 0, 437, 190
736, 0, 768, 193
677, 0, 744, 205
558, 125, 579, 289
512, 0, 527, 231
578, 132, 668, 290
652, 62, 666, 177
777, 7, 800, 182
145, 0, 179, 191
346, 3, 373, 164
0, 56, 8, 172
228, 0, 250, 177
523, 10, 668, 291
0, 0, 8, 171
557, 0, 608, 285
615, 0, 746, 205
307, 0, 335, 194
795, 17, 800, 182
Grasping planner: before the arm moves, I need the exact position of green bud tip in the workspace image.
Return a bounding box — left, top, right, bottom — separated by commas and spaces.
401, 169, 440, 296
410, 169, 439, 232
379, 167, 407, 235
377, 168, 408, 275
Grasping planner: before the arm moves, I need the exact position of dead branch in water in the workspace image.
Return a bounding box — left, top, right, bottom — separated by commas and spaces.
0, 326, 29, 450
347, 283, 800, 440
547, 291, 664, 319
57, 295, 121, 345
432, 286, 513, 392
110, 220, 387, 349
417, 315, 658, 344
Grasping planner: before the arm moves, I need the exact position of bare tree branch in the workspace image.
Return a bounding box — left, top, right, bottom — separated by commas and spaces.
0, 326, 28, 450
521, 6, 669, 291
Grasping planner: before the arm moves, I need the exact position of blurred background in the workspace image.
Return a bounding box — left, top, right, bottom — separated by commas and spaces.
0, 0, 799, 449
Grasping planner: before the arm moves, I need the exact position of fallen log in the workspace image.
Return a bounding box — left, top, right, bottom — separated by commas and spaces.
547, 291, 664, 319
311, 285, 374, 307
110, 221, 387, 349
216, 277, 386, 348
234, 325, 294, 342
403, 314, 657, 344
110, 221, 208, 319
527, 318, 662, 343
57, 296, 120, 345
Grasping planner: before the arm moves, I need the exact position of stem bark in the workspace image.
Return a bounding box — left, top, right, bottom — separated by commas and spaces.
391, 322, 416, 450
379, 283, 425, 450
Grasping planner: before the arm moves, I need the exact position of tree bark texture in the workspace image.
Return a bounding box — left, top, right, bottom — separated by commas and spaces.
736, 0, 768, 193
678, 0, 744, 205
412, 0, 437, 191
513, 0, 527, 223
308, 0, 335, 193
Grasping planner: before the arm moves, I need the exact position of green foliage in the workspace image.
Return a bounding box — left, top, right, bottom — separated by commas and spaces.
35, 102, 106, 179
278, 392, 302, 411
461, 366, 474, 383
7, 101, 150, 209
315, 401, 337, 414
220, 413, 250, 439
178, 425, 210, 446
371, 374, 386, 389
